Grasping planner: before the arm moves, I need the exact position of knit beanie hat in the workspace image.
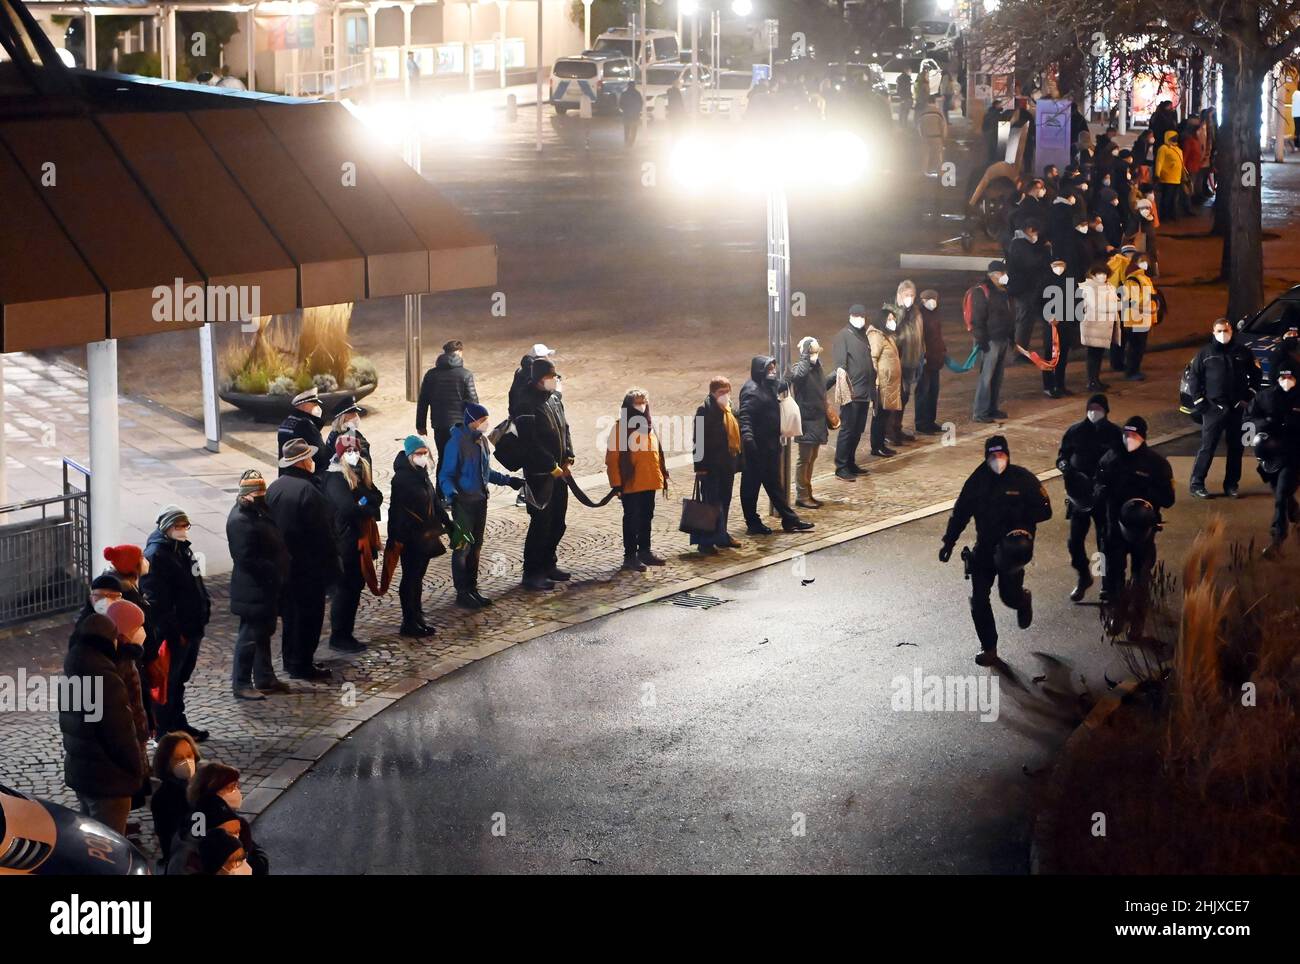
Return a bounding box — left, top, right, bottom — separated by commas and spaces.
91, 573, 124, 593
334, 434, 361, 457
237, 470, 267, 498
1123, 416, 1148, 439
403, 435, 427, 457
1087, 393, 1109, 413
156, 504, 188, 532
985, 435, 1010, 457
463, 402, 489, 426
103, 544, 143, 575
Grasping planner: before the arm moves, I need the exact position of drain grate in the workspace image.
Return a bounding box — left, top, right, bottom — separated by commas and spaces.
669, 592, 727, 610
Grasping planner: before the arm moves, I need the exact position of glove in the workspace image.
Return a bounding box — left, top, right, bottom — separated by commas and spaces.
508, 477, 525, 490
939, 542, 954, 563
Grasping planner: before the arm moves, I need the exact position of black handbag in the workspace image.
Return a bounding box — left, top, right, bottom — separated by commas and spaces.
679, 478, 721, 535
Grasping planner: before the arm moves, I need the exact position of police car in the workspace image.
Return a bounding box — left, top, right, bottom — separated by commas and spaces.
592, 26, 681, 66
1236, 284, 1300, 384
549, 51, 634, 114
1, 783, 151, 875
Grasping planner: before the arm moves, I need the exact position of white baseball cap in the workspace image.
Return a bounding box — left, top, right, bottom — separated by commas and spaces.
531, 343, 557, 358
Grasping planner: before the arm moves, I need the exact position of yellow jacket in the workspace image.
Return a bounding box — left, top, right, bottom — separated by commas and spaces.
1154, 131, 1184, 185
1121, 270, 1157, 330
606, 422, 667, 494
1106, 252, 1131, 287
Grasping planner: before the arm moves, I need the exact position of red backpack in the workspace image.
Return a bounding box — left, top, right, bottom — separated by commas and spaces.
962, 281, 990, 332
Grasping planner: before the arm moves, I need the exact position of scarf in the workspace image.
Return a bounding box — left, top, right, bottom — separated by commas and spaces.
722, 406, 741, 456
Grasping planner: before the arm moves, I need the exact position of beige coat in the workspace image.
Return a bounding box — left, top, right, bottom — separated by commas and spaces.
867, 326, 903, 411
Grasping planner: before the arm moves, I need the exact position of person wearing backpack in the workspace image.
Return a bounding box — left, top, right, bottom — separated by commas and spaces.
968, 260, 1016, 423
1118, 255, 1159, 381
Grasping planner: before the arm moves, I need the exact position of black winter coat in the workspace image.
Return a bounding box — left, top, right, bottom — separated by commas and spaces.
514, 383, 574, 475
693, 395, 744, 475
388, 451, 444, 554
60, 624, 144, 798
226, 498, 291, 621
831, 324, 876, 401
1006, 233, 1052, 297
1057, 416, 1124, 478
142, 530, 211, 643
1247, 385, 1300, 456
276, 409, 328, 481
739, 354, 783, 454
266, 466, 340, 587
943, 462, 1053, 556
323, 466, 383, 567
416, 353, 479, 435
968, 281, 1015, 345
1096, 443, 1176, 522
789, 355, 830, 445
1187, 338, 1260, 408
150, 776, 190, 862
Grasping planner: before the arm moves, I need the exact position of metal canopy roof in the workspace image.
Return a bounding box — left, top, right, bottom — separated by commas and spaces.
0, 0, 497, 352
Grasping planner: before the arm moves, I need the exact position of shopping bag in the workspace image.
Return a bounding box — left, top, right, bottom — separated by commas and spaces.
778, 393, 802, 440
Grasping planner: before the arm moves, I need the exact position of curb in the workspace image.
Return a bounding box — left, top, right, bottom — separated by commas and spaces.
1027, 676, 1140, 875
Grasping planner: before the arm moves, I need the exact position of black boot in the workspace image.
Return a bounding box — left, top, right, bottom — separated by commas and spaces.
1069, 572, 1093, 603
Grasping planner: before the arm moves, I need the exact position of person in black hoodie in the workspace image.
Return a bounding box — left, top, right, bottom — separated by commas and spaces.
276, 388, 328, 482
266, 437, 340, 682
1006, 218, 1052, 353
323, 434, 383, 652
691, 377, 746, 554
389, 434, 445, 633
1095, 417, 1175, 617
60, 613, 144, 835
940, 435, 1052, 666
1247, 366, 1300, 556
831, 304, 876, 479
226, 470, 291, 700
416, 339, 480, 472
1057, 394, 1124, 601
514, 357, 575, 590
150, 731, 200, 863
1186, 319, 1261, 498
1094, 186, 1124, 249
738, 355, 813, 536
142, 504, 211, 742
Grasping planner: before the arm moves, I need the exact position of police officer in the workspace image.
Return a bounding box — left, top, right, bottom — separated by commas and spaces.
1246, 365, 1300, 557
1057, 393, 1124, 601
1186, 318, 1260, 499
1267, 325, 1300, 379
277, 388, 328, 482
940, 436, 1053, 666
1094, 417, 1175, 617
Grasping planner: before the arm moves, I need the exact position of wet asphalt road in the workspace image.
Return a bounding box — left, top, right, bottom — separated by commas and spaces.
256, 436, 1276, 874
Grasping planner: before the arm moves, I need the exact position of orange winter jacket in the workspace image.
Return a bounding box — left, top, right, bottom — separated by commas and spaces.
606, 422, 668, 494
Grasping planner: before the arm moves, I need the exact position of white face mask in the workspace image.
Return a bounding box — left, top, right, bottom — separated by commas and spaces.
225, 860, 253, 877
171, 758, 196, 781
1136, 262, 1149, 271
308, 405, 323, 419
1091, 275, 1108, 284
923, 299, 937, 311
1051, 264, 1065, 276
633, 403, 647, 414
997, 273, 1010, 286
1140, 209, 1153, 220
542, 377, 558, 393
92, 597, 113, 615
1214, 331, 1231, 345
1124, 435, 1142, 453
411, 454, 430, 469
219, 786, 243, 810
810, 352, 820, 363
343, 451, 361, 467
1087, 409, 1105, 423
987, 455, 1008, 475
900, 296, 914, 308
169, 528, 190, 543
1075, 224, 1089, 234
715, 393, 730, 408
849, 317, 866, 329
1281, 378, 1296, 392
886, 319, 897, 332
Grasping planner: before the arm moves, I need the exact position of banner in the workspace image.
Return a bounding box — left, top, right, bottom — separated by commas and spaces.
1034, 98, 1073, 174
257, 15, 315, 51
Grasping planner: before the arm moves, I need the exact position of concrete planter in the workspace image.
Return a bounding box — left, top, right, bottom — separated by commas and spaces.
220, 380, 377, 423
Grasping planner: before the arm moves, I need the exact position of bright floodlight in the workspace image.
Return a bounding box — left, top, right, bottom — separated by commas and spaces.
731, 0, 753, 15
937, 0, 954, 10
822, 131, 870, 186
680, 0, 698, 14
983, 0, 1000, 10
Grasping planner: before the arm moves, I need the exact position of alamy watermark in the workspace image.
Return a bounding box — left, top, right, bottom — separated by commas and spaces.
151, 278, 261, 325
891, 667, 1000, 722
0, 670, 103, 721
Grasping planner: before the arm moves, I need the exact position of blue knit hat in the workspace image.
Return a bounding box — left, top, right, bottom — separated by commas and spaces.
464, 402, 489, 426
403, 435, 427, 457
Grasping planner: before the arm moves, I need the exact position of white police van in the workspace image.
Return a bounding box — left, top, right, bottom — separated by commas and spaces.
550, 51, 635, 114
592, 26, 681, 66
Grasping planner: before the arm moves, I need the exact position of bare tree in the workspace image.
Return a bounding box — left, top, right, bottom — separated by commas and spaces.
981, 0, 1300, 320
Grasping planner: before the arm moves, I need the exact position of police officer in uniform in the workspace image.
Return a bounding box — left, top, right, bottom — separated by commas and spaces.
1057, 393, 1123, 601
1094, 416, 1175, 618
1247, 365, 1300, 557
277, 388, 328, 482
940, 436, 1053, 665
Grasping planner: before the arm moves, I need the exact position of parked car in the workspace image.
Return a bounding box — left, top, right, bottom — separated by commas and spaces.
825, 61, 890, 98
864, 26, 920, 62
699, 70, 754, 116
549, 51, 635, 114
914, 18, 961, 51
592, 26, 681, 66
1, 783, 152, 875
643, 62, 711, 113
879, 56, 943, 100
1236, 284, 1300, 385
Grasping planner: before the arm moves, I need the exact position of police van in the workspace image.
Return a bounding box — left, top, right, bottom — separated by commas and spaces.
549, 51, 635, 114
592, 26, 681, 66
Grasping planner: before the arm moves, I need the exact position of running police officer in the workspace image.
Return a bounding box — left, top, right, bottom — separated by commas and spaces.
940, 435, 1053, 666
1246, 365, 1300, 557
1093, 416, 1175, 623
1057, 393, 1123, 602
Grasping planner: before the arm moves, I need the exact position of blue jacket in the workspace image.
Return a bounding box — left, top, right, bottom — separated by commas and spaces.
438, 424, 513, 498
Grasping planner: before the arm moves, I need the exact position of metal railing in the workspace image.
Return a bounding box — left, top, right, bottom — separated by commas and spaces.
0, 459, 91, 626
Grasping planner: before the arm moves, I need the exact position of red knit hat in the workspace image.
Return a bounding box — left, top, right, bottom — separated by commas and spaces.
103, 544, 144, 576
334, 434, 361, 457
105, 599, 146, 638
